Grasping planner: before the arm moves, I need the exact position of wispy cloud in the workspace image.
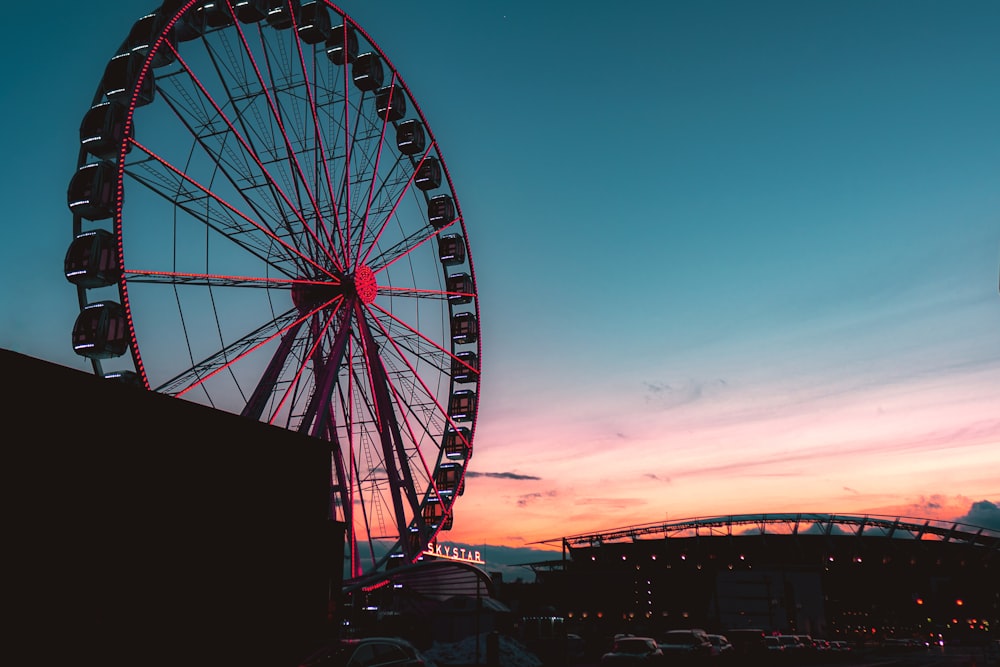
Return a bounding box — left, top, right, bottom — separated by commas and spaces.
466, 471, 541, 481
643, 378, 728, 410
517, 491, 556, 507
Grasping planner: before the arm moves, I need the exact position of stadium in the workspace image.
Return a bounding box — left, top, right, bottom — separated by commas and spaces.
522, 513, 999, 649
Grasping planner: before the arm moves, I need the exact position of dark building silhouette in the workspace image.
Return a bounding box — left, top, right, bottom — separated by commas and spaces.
521, 515, 999, 654
5, 349, 340, 667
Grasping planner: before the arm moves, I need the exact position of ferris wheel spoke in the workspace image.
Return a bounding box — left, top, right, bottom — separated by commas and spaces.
374, 217, 458, 275
288, 10, 347, 271
240, 316, 305, 421
161, 290, 340, 398
331, 352, 357, 524
341, 363, 397, 577
256, 316, 349, 429
380, 359, 443, 503
181, 38, 315, 251
340, 354, 376, 577
363, 302, 471, 441
339, 89, 396, 270
338, 106, 363, 270
343, 367, 393, 508
297, 303, 355, 438
378, 284, 473, 301
160, 39, 302, 236
371, 323, 450, 382
226, 17, 338, 272
344, 125, 392, 219
358, 225, 436, 274
352, 72, 398, 271
355, 302, 421, 551
368, 300, 473, 375
151, 81, 293, 250
126, 164, 297, 276
338, 359, 394, 574
261, 304, 342, 426
122, 160, 295, 275
122, 268, 327, 290
128, 137, 335, 279
163, 40, 343, 273
357, 145, 432, 268
154, 307, 296, 395
366, 329, 441, 479
253, 26, 322, 253
338, 38, 354, 271
349, 157, 412, 269
304, 36, 355, 269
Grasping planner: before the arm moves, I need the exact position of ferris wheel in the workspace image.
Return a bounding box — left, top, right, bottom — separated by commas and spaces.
64, 0, 479, 584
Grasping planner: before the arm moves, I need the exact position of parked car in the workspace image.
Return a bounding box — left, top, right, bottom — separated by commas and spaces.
657, 629, 714, 662
829, 640, 852, 652
706, 634, 734, 658
601, 636, 664, 665
764, 635, 785, 654
777, 634, 808, 653
297, 636, 431, 667
882, 637, 929, 651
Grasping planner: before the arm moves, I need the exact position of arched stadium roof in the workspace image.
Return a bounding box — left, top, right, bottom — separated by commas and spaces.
540, 513, 1000, 551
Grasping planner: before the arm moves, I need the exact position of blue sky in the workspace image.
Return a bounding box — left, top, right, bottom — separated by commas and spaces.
2, 1, 998, 564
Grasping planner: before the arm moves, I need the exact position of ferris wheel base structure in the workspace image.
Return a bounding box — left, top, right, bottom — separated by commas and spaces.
4, 349, 341, 667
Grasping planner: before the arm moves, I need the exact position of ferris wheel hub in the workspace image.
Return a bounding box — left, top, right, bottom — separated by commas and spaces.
290, 265, 378, 313
354, 265, 378, 304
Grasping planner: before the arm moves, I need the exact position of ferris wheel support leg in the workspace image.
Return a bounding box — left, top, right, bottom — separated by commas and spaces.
241, 319, 304, 421
297, 306, 352, 437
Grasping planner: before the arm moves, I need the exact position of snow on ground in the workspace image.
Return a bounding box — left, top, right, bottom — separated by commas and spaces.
423, 633, 543, 667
